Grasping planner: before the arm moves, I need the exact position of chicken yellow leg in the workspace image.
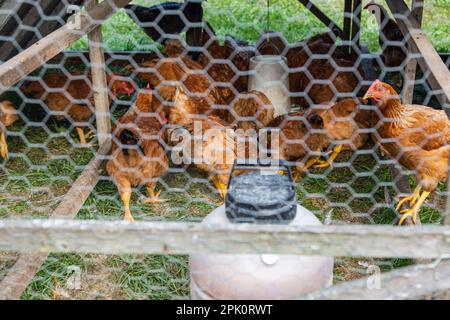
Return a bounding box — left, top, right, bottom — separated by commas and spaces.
398, 190, 430, 225
314, 145, 343, 169
120, 191, 134, 222
76, 127, 88, 144
0, 129, 9, 159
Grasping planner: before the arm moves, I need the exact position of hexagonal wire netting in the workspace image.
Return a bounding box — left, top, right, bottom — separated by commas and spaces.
0, 0, 449, 299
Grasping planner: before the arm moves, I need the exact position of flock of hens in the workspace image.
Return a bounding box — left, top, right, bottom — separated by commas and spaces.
0, 2, 448, 225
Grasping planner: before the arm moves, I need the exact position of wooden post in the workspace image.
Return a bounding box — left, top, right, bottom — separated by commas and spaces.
402, 0, 424, 104
87, 0, 111, 146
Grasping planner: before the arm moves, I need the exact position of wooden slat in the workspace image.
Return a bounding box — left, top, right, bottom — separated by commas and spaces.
297, 0, 343, 38
302, 258, 450, 299
386, 0, 450, 107
0, 219, 449, 259
0, 141, 111, 300
0, 0, 132, 95
87, 0, 111, 146
402, 0, 424, 104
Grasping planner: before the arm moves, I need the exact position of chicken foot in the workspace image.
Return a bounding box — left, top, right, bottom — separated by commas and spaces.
76, 127, 94, 145
395, 185, 421, 211
143, 183, 166, 204
211, 176, 228, 199
314, 145, 343, 169
0, 129, 9, 159
397, 187, 430, 225
293, 156, 321, 182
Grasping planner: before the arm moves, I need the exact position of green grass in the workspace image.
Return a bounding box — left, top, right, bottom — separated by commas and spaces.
68, 0, 450, 52
21, 253, 190, 300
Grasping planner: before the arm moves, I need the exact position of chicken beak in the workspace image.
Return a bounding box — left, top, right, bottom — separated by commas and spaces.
362, 92, 373, 102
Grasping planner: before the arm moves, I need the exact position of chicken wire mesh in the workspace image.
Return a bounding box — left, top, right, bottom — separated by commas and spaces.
0, 0, 449, 300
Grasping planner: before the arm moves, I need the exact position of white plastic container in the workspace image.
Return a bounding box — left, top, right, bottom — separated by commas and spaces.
189, 170, 334, 300
248, 55, 290, 118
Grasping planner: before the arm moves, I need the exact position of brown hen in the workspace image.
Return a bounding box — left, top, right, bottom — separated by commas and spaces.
364, 80, 450, 224
227, 90, 275, 131
169, 88, 237, 198
133, 57, 224, 119
106, 89, 168, 221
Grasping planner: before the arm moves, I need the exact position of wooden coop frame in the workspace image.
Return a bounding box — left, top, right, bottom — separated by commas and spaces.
0, 0, 448, 300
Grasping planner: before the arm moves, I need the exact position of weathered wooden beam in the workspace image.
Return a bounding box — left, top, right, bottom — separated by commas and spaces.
87, 0, 111, 146
302, 258, 450, 299
402, 0, 424, 104
0, 219, 449, 259
297, 0, 343, 38
386, 0, 450, 108
0, 141, 111, 300
0, 0, 132, 95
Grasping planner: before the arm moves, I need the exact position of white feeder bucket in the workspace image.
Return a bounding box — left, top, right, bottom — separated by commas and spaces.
248, 55, 290, 117
189, 204, 334, 300
189, 170, 334, 300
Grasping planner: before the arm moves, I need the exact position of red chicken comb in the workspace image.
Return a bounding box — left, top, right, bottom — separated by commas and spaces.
119, 81, 135, 95
367, 79, 383, 92
369, 80, 397, 94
